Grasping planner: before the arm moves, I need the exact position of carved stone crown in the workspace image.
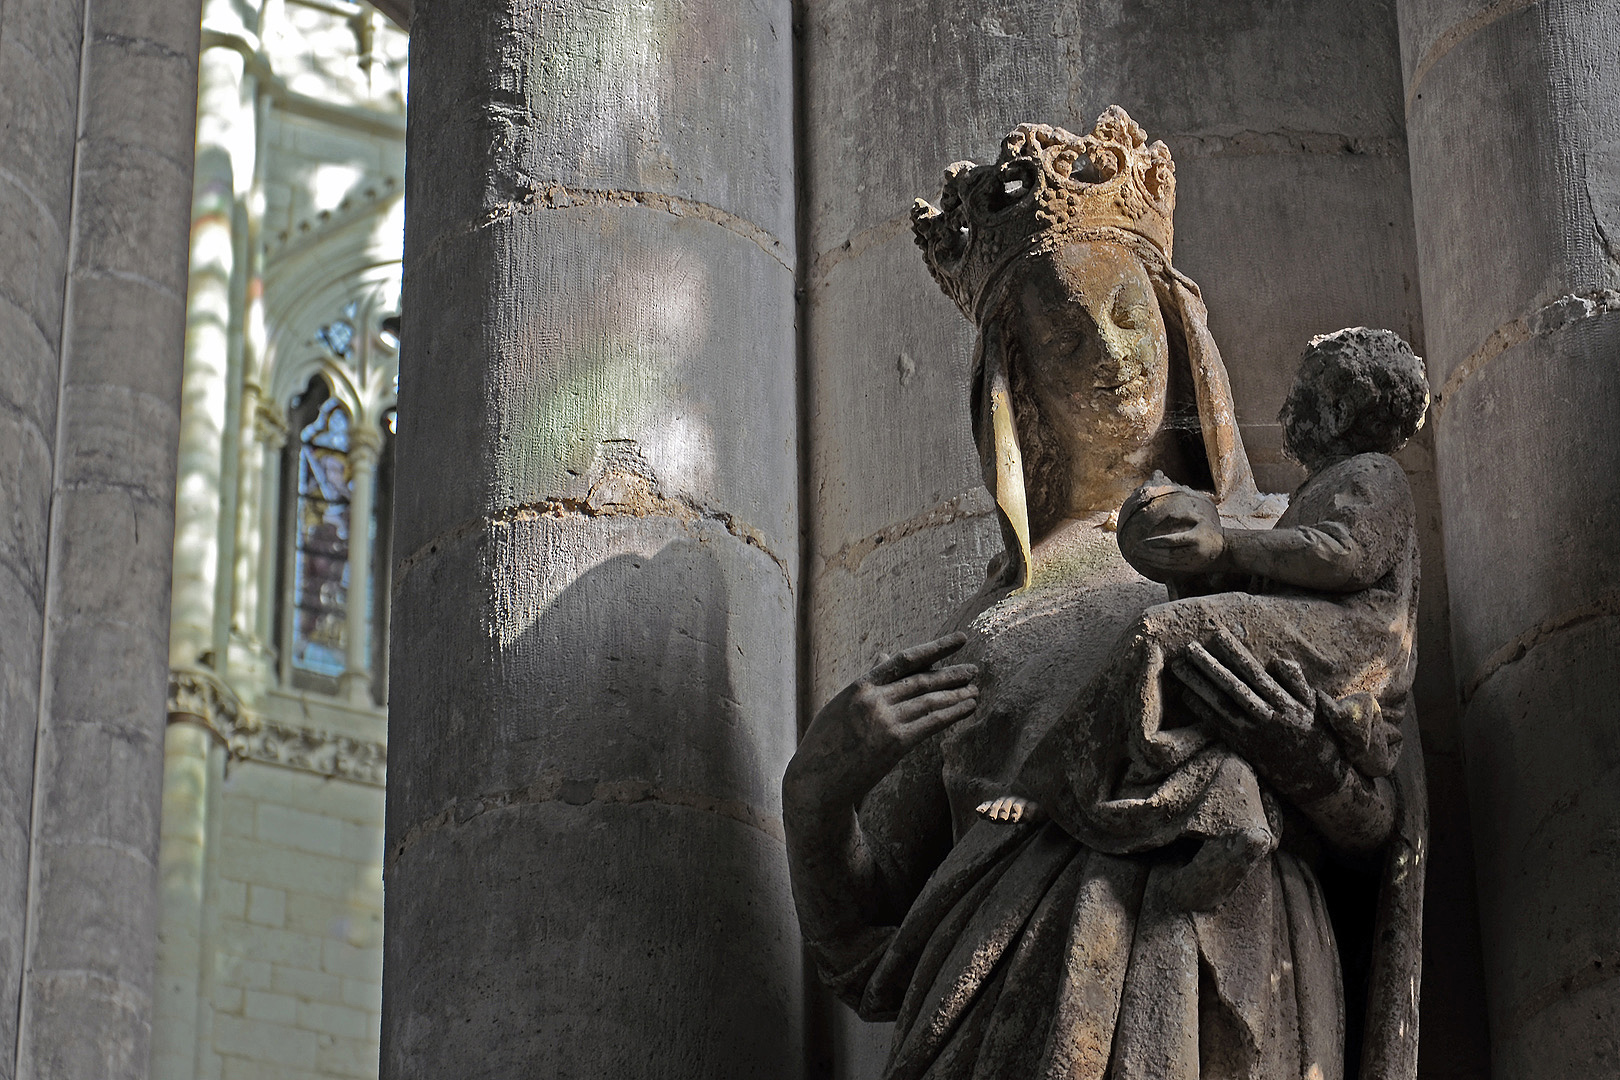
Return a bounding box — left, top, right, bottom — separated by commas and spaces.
911, 106, 1177, 317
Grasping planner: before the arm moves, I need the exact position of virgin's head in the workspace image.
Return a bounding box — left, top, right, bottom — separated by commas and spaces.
913, 109, 1252, 543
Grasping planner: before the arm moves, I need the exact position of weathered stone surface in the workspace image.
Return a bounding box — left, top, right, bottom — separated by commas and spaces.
807, 232, 981, 559
1433, 311, 1620, 685
811, 507, 1001, 708
388, 1, 801, 1075
1402, 5, 1586, 378
403, 0, 794, 285
1398, 1, 1620, 1075
388, 515, 795, 828
393, 209, 797, 566
1462, 616, 1620, 1074
385, 800, 800, 1079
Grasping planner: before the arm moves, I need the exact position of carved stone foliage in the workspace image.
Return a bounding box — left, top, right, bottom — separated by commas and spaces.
167, 669, 387, 787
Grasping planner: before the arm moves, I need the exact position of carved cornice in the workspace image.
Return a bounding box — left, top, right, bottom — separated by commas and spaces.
167, 669, 387, 787
169, 669, 241, 742
228, 721, 387, 787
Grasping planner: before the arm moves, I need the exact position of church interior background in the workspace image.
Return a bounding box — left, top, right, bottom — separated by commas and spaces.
2, 0, 1617, 1077
156, 4, 405, 1076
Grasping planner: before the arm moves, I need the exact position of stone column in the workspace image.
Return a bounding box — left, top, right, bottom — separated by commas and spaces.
151, 676, 231, 1080
384, 2, 800, 1078
343, 426, 380, 706
5, 0, 204, 1075
226, 384, 274, 689
253, 410, 289, 661
170, 26, 252, 671
1397, 2, 1620, 1076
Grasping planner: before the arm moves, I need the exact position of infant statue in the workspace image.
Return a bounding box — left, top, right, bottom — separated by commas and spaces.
981, 326, 1430, 910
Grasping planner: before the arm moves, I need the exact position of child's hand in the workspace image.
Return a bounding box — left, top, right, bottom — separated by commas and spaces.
976, 795, 1045, 823
1118, 482, 1225, 580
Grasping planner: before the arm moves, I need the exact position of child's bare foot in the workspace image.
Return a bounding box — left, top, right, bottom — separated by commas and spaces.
975, 795, 1044, 823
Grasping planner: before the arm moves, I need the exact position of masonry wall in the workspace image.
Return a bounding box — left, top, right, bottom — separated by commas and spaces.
203, 764, 384, 1080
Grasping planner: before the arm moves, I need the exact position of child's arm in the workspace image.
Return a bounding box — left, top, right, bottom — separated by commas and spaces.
1219, 454, 1414, 593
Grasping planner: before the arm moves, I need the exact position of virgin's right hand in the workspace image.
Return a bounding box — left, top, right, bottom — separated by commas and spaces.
784, 633, 979, 811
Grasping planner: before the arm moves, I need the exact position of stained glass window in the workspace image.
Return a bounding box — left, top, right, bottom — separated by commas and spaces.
291, 395, 353, 677
316, 300, 360, 359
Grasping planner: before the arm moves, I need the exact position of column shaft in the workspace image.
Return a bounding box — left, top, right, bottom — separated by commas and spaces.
226, 384, 270, 686
344, 431, 379, 706
150, 718, 215, 1080
170, 38, 248, 669
384, 2, 801, 1076
13, 0, 203, 1075
1397, 2, 1620, 1076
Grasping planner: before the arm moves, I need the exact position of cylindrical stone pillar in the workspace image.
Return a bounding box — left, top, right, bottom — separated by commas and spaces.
170, 33, 249, 671
227, 383, 272, 688
13, 0, 203, 1074
1397, 2, 1620, 1076
253, 407, 288, 665
151, 713, 215, 1080
344, 427, 380, 705
384, 3, 801, 1077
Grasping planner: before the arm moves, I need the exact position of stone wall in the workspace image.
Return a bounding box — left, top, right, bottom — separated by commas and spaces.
204, 763, 384, 1080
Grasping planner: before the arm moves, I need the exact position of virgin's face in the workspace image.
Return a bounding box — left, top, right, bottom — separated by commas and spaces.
1006, 240, 1171, 462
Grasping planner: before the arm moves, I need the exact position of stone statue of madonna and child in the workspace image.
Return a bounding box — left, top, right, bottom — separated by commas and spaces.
783, 107, 1429, 1080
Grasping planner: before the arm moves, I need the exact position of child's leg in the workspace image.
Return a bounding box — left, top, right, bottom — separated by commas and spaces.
1160, 754, 1276, 911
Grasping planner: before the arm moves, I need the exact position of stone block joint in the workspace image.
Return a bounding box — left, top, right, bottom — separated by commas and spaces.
385, 774, 784, 876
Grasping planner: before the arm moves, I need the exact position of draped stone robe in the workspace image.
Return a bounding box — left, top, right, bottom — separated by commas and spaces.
805, 489, 1425, 1080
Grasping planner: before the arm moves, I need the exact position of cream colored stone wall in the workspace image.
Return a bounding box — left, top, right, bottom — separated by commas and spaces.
206, 763, 384, 1080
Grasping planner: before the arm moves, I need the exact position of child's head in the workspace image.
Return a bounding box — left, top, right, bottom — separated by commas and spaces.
1280, 327, 1429, 470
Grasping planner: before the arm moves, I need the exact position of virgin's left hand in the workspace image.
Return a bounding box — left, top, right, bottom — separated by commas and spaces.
1169, 629, 1349, 802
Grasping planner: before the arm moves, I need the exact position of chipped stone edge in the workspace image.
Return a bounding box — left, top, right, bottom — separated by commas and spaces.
394, 490, 795, 597
168, 669, 387, 787
1435, 289, 1620, 414
1461, 590, 1620, 703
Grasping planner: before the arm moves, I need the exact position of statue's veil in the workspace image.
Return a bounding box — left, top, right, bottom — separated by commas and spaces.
967, 234, 1263, 590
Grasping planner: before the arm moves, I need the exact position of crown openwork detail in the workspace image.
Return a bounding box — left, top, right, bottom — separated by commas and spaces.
911, 106, 1177, 318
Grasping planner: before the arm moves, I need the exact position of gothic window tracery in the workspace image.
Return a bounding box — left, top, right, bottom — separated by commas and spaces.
316, 300, 360, 359
271, 296, 398, 705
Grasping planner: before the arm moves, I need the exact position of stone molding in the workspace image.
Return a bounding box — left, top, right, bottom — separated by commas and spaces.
167, 668, 387, 787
